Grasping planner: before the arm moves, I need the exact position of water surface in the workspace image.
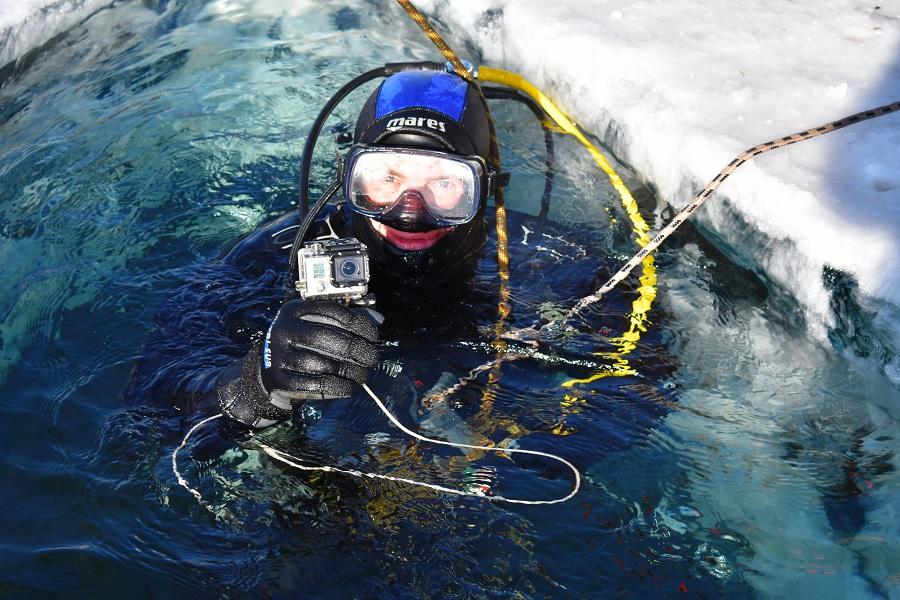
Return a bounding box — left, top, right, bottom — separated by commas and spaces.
1, 1, 898, 597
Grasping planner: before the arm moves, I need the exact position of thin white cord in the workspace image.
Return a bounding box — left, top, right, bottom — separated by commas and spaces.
172, 413, 223, 509
173, 101, 900, 510
173, 383, 580, 507
358, 383, 580, 504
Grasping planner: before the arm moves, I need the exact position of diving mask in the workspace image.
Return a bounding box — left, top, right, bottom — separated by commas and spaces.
343, 145, 486, 229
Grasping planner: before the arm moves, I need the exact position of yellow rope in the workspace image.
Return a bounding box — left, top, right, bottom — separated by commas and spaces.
478, 66, 658, 388
395, 0, 472, 82
391, 3, 658, 430
393, 1, 511, 332
394, 0, 513, 436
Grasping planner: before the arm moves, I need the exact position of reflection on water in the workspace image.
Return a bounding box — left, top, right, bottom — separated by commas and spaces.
1, 0, 898, 597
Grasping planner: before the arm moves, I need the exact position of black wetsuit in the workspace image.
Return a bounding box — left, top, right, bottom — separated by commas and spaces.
126, 204, 672, 456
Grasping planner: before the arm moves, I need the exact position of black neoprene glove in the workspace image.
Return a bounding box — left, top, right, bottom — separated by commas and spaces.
217, 299, 380, 428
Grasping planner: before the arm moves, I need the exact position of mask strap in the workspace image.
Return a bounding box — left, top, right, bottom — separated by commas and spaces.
486, 169, 510, 197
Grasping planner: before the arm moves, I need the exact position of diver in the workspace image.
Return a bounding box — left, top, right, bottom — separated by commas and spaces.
216, 67, 504, 428
127, 63, 663, 460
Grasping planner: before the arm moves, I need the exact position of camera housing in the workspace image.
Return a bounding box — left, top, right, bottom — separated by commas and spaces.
296, 237, 369, 302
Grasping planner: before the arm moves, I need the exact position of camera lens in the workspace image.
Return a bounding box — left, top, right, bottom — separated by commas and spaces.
332, 252, 366, 286
340, 259, 359, 277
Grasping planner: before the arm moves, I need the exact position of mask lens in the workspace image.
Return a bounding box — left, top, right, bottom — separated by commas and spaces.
347, 148, 481, 224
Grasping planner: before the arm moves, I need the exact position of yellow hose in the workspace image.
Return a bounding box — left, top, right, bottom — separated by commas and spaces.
478, 66, 658, 389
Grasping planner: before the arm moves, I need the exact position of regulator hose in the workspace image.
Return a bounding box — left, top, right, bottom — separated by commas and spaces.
297, 61, 444, 218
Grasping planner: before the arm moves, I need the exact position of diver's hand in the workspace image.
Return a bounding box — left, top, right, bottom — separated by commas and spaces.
260, 299, 381, 401
217, 299, 380, 429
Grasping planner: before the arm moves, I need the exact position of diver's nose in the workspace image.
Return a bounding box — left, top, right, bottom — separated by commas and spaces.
387, 189, 428, 225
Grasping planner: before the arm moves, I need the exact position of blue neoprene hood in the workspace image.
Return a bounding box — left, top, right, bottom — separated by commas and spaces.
375, 71, 468, 122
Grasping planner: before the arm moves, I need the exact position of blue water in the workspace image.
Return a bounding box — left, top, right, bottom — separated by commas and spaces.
2, 1, 899, 597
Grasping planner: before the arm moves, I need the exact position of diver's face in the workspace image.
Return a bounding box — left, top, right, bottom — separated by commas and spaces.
360, 153, 469, 214
358, 153, 470, 251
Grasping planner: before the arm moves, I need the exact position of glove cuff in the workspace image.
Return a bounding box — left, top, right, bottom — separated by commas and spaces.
217, 341, 292, 428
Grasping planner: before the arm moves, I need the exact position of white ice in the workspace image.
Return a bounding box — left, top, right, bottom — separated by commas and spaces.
0, 0, 111, 66
414, 0, 900, 361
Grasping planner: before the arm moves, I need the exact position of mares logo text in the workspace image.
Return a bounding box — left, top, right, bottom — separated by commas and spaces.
386, 117, 446, 132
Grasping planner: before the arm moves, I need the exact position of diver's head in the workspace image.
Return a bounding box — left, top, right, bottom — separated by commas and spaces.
346, 69, 494, 289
